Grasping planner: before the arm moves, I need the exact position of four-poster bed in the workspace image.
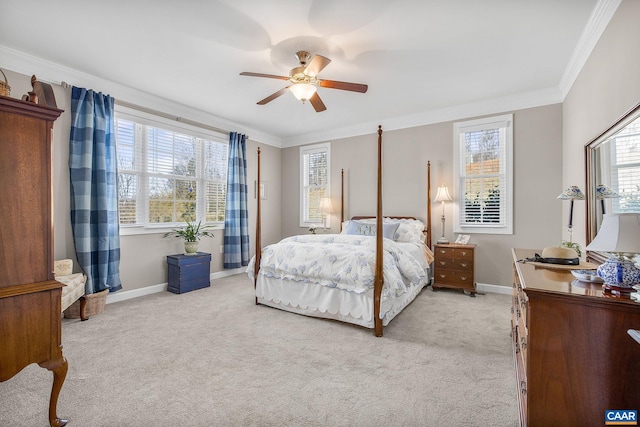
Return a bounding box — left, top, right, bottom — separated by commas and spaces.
250, 126, 433, 336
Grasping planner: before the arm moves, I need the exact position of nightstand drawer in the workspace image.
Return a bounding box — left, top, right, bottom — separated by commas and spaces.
434, 246, 474, 261
435, 258, 473, 271
434, 270, 474, 285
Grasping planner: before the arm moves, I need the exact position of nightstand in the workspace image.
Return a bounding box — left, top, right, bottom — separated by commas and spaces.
432, 243, 476, 296
167, 252, 211, 294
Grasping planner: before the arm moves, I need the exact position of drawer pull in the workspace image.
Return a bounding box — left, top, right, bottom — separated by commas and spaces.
439, 261, 447, 266
461, 251, 467, 256
520, 337, 527, 349
520, 380, 527, 395
460, 263, 468, 268
460, 276, 467, 281
439, 274, 446, 279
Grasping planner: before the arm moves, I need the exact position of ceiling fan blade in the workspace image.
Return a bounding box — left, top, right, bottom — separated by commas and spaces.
318, 79, 368, 93
257, 87, 290, 105
304, 54, 331, 76
240, 72, 289, 81
309, 92, 327, 112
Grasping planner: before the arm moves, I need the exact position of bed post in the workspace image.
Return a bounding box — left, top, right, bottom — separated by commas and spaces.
427, 161, 432, 249
340, 169, 344, 231
254, 147, 262, 305
374, 126, 384, 337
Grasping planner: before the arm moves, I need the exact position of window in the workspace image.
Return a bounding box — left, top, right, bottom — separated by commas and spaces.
115, 111, 228, 232
453, 114, 513, 234
606, 115, 640, 212
300, 143, 330, 227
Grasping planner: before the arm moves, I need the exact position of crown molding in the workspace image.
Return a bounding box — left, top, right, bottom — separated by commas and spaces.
281, 87, 563, 147
0, 44, 282, 147
558, 0, 621, 100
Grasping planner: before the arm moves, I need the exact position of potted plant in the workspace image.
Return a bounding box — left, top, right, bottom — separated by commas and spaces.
164, 220, 215, 255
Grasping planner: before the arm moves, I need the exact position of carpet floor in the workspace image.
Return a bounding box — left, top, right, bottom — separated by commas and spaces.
0, 274, 518, 426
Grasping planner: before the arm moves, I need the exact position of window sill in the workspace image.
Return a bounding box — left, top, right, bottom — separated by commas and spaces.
119, 224, 224, 236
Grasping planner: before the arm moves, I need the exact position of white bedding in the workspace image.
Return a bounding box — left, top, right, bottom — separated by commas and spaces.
247, 234, 432, 328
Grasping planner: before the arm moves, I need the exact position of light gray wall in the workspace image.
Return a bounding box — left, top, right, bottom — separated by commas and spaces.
563, 0, 640, 247
6, 0, 636, 292
5, 69, 281, 292
282, 104, 564, 287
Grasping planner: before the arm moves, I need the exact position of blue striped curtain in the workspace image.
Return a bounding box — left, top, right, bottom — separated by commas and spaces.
223, 132, 250, 268
69, 86, 122, 294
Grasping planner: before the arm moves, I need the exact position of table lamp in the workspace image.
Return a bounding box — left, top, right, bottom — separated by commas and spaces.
585, 213, 640, 295
557, 185, 584, 243
595, 184, 619, 215
435, 185, 452, 244
318, 197, 333, 231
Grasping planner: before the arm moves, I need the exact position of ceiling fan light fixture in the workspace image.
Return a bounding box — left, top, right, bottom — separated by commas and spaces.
290, 83, 317, 102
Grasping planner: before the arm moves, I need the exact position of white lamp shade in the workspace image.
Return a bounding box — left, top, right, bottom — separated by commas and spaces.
434, 186, 452, 202
318, 197, 333, 214
290, 83, 317, 101
586, 213, 640, 253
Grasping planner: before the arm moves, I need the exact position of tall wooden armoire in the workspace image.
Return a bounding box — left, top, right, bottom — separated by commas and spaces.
0, 95, 68, 427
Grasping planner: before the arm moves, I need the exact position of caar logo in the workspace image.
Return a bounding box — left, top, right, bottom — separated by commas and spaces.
605, 410, 637, 425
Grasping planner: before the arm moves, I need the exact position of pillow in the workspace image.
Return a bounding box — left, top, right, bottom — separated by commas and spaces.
342, 220, 399, 240
394, 219, 425, 243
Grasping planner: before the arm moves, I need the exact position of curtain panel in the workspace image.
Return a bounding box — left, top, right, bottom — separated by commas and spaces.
69, 86, 122, 294
223, 132, 250, 268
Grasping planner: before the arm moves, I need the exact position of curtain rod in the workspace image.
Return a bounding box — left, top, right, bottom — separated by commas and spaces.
60, 81, 242, 138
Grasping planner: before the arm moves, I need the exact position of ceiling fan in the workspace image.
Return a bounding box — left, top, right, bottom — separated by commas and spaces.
240, 51, 368, 112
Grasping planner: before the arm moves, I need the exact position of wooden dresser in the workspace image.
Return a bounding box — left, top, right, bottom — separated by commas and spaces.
0, 96, 67, 427
433, 243, 476, 295
511, 248, 640, 427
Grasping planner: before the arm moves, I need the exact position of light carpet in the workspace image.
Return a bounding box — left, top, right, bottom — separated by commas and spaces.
0, 274, 518, 426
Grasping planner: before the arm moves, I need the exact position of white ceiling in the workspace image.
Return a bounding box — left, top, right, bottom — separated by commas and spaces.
0, 0, 610, 146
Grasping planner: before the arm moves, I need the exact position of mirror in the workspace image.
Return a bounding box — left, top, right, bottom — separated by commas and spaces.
585, 102, 640, 262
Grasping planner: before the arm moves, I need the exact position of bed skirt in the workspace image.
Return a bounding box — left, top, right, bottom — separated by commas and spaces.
255, 275, 428, 329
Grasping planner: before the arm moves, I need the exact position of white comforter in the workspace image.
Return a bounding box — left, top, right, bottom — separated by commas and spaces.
247, 234, 428, 300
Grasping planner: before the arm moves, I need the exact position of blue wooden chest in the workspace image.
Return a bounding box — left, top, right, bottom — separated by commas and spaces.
167, 252, 211, 294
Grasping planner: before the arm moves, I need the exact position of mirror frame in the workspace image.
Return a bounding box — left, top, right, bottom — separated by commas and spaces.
585, 102, 640, 264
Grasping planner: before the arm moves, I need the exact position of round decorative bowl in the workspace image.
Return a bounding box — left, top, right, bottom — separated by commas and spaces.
571, 269, 603, 283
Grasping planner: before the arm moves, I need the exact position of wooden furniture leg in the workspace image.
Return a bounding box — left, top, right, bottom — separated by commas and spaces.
79, 296, 88, 321
39, 356, 68, 427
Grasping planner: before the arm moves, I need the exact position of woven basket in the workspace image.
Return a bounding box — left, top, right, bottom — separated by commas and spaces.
0, 69, 10, 97
64, 289, 108, 319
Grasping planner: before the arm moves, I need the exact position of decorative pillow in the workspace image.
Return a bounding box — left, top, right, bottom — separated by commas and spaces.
54, 259, 74, 276
394, 219, 425, 243
342, 220, 399, 240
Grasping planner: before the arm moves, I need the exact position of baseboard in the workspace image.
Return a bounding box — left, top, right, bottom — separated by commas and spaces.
106, 267, 247, 304
106, 274, 510, 304
476, 282, 512, 295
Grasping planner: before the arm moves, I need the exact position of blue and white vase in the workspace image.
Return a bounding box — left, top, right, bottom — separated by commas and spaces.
597, 256, 640, 288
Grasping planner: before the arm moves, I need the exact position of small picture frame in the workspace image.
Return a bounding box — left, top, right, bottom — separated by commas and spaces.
455, 234, 470, 244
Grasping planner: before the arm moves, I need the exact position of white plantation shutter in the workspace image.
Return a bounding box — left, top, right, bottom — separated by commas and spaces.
115, 113, 228, 229
453, 114, 513, 235
116, 119, 138, 224
609, 116, 640, 212
300, 143, 330, 226
204, 140, 228, 222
